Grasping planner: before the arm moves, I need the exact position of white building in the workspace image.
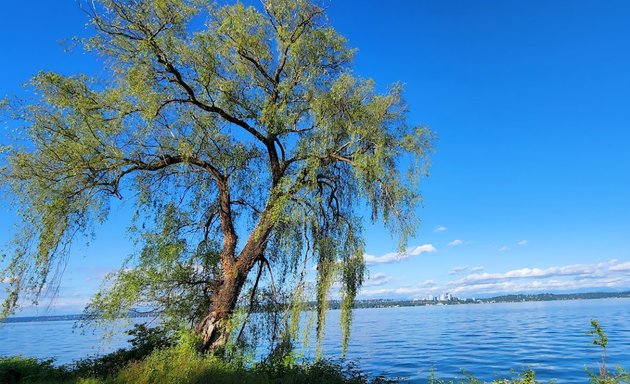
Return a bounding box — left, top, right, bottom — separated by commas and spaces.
439, 292, 452, 301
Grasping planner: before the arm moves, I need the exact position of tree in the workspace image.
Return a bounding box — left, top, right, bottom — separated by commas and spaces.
0, 0, 432, 355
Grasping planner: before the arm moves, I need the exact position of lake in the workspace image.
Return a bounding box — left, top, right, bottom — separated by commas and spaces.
1, 298, 629, 383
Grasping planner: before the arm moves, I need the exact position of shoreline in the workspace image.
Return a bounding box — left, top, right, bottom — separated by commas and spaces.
4, 291, 630, 323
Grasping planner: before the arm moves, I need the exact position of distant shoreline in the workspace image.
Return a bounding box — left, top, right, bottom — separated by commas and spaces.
327, 290, 630, 310
4, 291, 630, 323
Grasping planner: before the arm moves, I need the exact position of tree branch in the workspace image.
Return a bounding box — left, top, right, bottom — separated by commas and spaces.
148, 40, 269, 144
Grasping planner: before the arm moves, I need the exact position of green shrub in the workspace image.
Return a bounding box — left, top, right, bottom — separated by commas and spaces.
586, 320, 630, 384
108, 344, 394, 384
0, 356, 71, 383
71, 323, 175, 378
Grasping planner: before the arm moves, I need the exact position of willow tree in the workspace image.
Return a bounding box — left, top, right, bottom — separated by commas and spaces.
0, 0, 432, 354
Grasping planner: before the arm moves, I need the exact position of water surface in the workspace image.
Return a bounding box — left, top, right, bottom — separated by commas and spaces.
1, 298, 629, 382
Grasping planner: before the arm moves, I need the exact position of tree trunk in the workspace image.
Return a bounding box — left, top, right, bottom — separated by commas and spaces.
196, 271, 244, 353
195, 310, 230, 353
196, 211, 275, 353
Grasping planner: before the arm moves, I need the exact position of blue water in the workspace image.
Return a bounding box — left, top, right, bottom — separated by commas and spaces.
1, 298, 629, 382
0, 319, 132, 366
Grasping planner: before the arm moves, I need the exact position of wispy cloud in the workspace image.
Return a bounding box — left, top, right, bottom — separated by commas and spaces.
9, 285, 96, 316
517, 240, 528, 246
448, 260, 630, 295
359, 260, 630, 300
364, 273, 391, 287
359, 286, 428, 298
364, 244, 436, 265
448, 276, 627, 297
499, 246, 509, 252
449, 266, 468, 275
434, 225, 447, 233
453, 263, 607, 285
610, 262, 630, 271
448, 239, 463, 247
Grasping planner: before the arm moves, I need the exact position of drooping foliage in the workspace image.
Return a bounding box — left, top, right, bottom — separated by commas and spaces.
0, 0, 432, 356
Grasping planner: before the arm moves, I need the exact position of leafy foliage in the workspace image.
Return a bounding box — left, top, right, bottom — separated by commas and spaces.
71, 324, 175, 378
0, 356, 70, 384
586, 320, 630, 384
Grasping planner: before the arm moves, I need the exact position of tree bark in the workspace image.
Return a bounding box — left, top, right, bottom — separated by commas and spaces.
194, 276, 237, 351
195, 213, 277, 353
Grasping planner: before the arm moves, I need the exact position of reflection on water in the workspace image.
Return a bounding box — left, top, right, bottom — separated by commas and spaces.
1, 298, 629, 383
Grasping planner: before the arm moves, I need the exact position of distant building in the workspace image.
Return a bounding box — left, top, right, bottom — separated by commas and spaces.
439, 292, 452, 301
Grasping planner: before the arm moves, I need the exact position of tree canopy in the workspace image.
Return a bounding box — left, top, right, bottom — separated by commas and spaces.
0, 0, 432, 356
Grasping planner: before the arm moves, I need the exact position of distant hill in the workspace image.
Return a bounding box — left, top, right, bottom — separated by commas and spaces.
328, 290, 630, 310
478, 291, 630, 303
2, 310, 157, 323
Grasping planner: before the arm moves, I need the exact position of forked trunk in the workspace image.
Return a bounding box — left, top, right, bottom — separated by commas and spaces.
196, 213, 275, 353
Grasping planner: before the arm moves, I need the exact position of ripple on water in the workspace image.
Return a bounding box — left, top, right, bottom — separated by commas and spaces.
1, 299, 630, 383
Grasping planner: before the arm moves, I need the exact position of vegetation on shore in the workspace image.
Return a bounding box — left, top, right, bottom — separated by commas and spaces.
1, 321, 629, 384
0, 328, 394, 384
0, 353, 394, 384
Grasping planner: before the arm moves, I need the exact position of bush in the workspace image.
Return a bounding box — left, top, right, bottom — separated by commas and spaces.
0, 356, 70, 383
71, 323, 175, 378
586, 320, 630, 384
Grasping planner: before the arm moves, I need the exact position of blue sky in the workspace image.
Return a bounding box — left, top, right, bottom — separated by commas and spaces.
1, 1, 630, 315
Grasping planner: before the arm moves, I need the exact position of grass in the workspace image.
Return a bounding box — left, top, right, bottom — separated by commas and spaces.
0, 329, 393, 384
0, 352, 393, 384
2, 347, 627, 384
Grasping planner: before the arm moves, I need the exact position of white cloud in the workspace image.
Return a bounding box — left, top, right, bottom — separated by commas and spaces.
8, 287, 95, 316
359, 285, 427, 297
517, 240, 527, 246
449, 266, 468, 275
448, 239, 463, 247
48, 296, 93, 309
358, 259, 630, 300
364, 244, 436, 265
364, 273, 391, 287
610, 262, 630, 271
448, 275, 629, 296
434, 225, 447, 233
359, 279, 439, 298
453, 263, 605, 285
499, 246, 509, 252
